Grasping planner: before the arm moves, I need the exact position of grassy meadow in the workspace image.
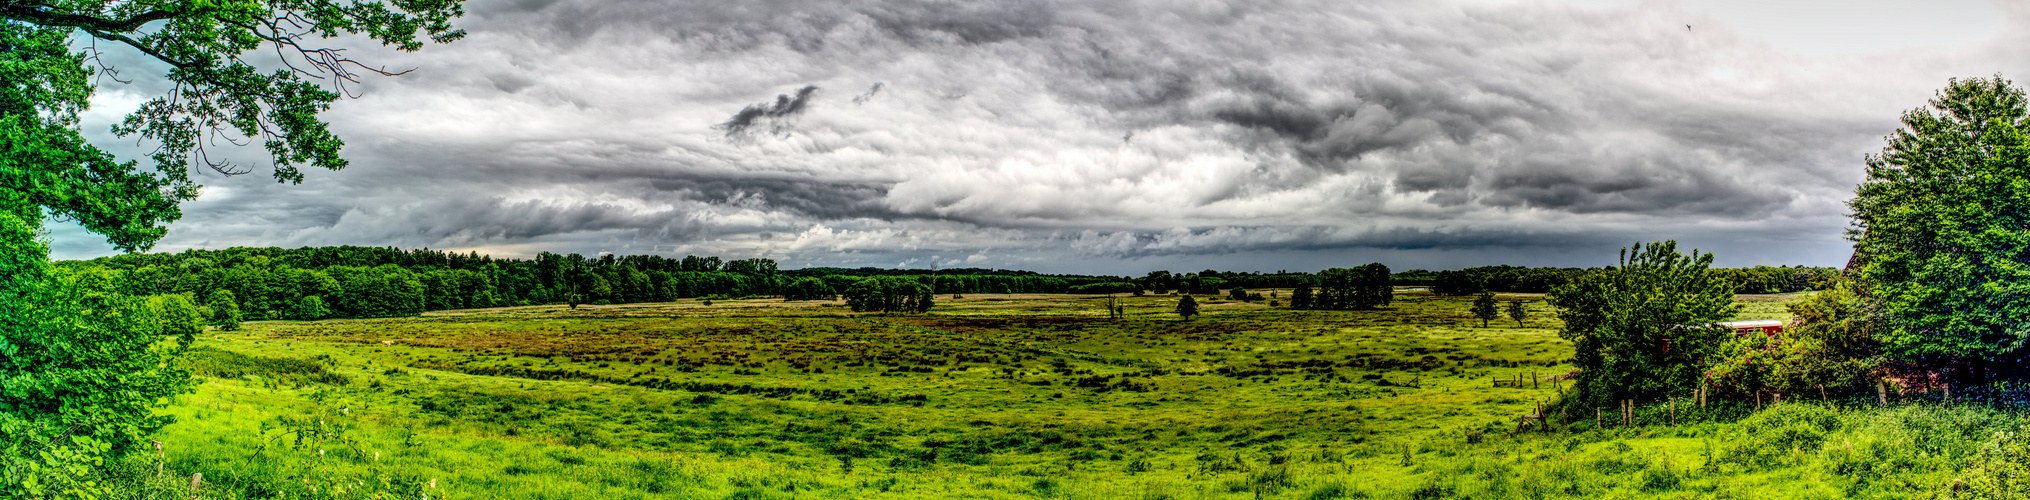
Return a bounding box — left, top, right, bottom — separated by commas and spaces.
143, 290, 2026, 499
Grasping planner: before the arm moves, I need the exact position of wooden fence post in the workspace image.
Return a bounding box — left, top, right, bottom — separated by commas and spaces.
1532, 371, 1538, 389
1877, 381, 1888, 407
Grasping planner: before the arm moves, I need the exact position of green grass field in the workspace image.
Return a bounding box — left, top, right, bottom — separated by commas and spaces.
145, 290, 2024, 499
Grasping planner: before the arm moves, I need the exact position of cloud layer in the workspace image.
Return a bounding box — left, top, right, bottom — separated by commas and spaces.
48, 0, 2030, 273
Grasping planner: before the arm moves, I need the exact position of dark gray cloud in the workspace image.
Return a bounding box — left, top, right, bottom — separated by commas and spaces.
851, 82, 883, 104
717, 85, 819, 137
46, 0, 2027, 272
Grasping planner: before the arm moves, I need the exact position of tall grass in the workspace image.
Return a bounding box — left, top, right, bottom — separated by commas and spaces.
31, 292, 2030, 498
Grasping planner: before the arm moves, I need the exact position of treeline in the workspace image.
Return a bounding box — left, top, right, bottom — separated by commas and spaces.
1289, 264, 1393, 309
1135, 270, 1318, 295
1392, 265, 1838, 295
58, 246, 1132, 320
59, 246, 1840, 321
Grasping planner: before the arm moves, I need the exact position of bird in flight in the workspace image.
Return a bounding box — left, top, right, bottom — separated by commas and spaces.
1686, 24, 1692, 31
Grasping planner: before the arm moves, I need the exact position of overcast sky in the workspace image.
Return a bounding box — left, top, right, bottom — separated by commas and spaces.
46, 0, 2030, 274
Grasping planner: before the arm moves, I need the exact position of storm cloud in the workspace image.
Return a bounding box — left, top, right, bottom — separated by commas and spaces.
46, 0, 2030, 273
717, 85, 820, 138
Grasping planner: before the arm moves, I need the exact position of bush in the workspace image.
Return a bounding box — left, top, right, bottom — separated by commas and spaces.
0, 213, 198, 493
187, 347, 351, 387
1721, 403, 1843, 466
1707, 282, 1880, 398
1955, 421, 2030, 498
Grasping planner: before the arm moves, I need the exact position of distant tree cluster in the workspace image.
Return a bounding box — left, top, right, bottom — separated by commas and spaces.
1069, 282, 1142, 295
1141, 269, 1313, 295
843, 276, 934, 313
63, 247, 1139, 320
1227, 287, 1263, 302
1287, 264, 1391, 310
1407, 265, 1836, 296
1408, 266, 1590, 295
67, 248, 794, 318
780, 277, 837, 301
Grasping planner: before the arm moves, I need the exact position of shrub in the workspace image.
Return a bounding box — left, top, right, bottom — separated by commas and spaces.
1707, 282, 1880, 398
0, 213, 198, 494
1722, 403, 1843, 466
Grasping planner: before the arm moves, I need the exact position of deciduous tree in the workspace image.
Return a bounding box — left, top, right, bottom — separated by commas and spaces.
1313, 264, 1391, 310
206, 288, 241, 331
1290, 284, 1313, 309
1849, 76, 2030, 361
1471, 292, 1498, 328
843, 277, 933, 313
1549, 241, 1739, 409
1506, 300, 1528, 327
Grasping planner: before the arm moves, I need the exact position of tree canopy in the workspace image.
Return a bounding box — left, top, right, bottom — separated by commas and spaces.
842, 276, 933, 314
1849, 76, 2030, 361
2, 0, 466, 251
1471, 292, 1498, 328
0, 0, 469, 486
1549, 241, 1739, 409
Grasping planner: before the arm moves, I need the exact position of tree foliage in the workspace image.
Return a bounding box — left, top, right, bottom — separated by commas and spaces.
842, 276, 933, 313
1309, 264, 1390, 310
0, 213, 198, 458
1849, 75, 2030, 360
1505, 299, 1528, 327
1, 0, 468, 488
1176, 295, 1198, 320
2, 1, 467, 252
780, 277, 835, 301
1549, 241, 1740, 409
1430, 270, 1481, 296
1471, 292, 1498, 328
1289, 284, 1313, 309
1400, 265, 1829, 295
1706, 281, 1882, 398
206, 287, 241, 330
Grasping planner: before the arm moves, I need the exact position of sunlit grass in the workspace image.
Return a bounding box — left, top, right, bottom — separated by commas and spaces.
141, 290, 2023, 499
